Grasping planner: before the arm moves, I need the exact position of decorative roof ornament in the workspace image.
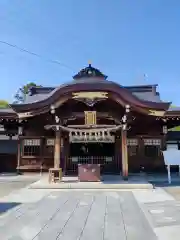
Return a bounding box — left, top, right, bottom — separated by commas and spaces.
73, 63, 108, 80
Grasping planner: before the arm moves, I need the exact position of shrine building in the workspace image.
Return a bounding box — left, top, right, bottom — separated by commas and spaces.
1, 64, 180, 179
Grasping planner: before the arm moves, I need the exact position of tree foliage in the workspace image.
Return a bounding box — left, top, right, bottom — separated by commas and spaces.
0, 100, 9, 108
14, 82, 41, 103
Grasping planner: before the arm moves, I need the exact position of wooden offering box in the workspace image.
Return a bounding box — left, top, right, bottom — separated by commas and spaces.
78, 164, 101, 182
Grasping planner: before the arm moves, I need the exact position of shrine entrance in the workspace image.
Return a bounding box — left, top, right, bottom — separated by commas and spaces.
66, 143, 119, 175
45, 122, 123, 176
66, 131, 121, 175
70, 142, 114, 158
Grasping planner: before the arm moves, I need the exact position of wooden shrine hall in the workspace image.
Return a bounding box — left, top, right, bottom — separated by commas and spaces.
1, 63, 180, 180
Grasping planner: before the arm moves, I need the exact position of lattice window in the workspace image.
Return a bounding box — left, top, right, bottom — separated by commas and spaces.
143, 139, 161, 157
23, 139, 41, 156
84, 111, 96, 125
144, 145, 160, 157
127, 139, 138, 146
144, 139, 161, 146
127, 139, 138, 156
24, 139, 40, 146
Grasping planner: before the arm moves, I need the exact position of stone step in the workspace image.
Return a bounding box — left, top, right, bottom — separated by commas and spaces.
29, 180, 153, 190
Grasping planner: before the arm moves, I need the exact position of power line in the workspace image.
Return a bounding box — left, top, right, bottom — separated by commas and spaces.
0, 40, 74, 71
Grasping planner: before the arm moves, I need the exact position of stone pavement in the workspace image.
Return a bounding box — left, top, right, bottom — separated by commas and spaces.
163, 186, 180, 200
0, 175, 40, 198
0, 183, 180, 239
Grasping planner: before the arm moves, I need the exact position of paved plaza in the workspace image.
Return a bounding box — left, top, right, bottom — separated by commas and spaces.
0, 176, 180, 239
0, 174, 39, 198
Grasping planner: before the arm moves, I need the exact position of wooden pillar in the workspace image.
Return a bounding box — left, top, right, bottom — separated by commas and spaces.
121, 128, 128, 180
17, 138, 21, 173
162, 125, 168, 149
17, 124, 23, 174
40, 137, 44, 167
64, 135, 70, 175
54, 130, 61, 168
138, 136, 144, 171
60, 136, 64, 170
115, 134, 121, 173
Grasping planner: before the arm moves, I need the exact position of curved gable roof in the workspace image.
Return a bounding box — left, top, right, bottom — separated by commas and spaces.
10, 79, 171, 112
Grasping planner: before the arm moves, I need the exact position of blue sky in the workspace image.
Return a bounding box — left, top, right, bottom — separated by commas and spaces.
0, 0, 180, 104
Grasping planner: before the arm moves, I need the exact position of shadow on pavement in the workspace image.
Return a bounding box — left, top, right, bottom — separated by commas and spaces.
0, 202, 21, 214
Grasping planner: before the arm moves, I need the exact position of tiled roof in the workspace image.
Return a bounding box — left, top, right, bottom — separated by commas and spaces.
0, 80, 174, 114
24, 93, 50, 104
167, 106, 180, 111
22, 81, 162, 104
0, 108, 15, 113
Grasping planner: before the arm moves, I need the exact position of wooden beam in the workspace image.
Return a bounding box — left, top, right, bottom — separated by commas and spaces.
67, 124, 117, 128
61, 112, 122, 124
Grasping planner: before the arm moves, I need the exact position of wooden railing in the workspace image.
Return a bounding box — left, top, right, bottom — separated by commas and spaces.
66, 156, 121, 174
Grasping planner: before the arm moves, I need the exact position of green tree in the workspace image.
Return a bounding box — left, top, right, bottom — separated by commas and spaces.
14, 82, 41, 103
0, 100, 9, 108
